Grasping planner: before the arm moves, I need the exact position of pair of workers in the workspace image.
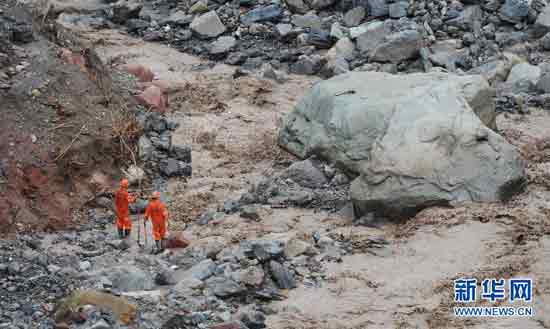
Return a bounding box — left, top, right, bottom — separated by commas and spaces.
115, 179, 168, 253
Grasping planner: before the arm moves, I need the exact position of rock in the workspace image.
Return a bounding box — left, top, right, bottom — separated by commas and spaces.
189, 0, 209, 14
291, 14, 322, 29
160, 11, 193, 26
122, 64, 154, 82
79, 261, 92, 271
495, 31, 528, 48
210, 36, 237, 55
468, 54, 519, 84
136, 86, 168, 113
238, 310, 266, 329
107, 239, 130, 250
275, 23, 294, 39
541, 32, 550, 50
331, 37, 355, 61
159, 158, 192, 177
186, 259, 217, 281
206, 276, 246, 297
231, 266, 265, 286
330, 22, 345, 39
311, 0, 337, 9
389, 1, 408, 18
90, 320, 111, 329
210, 322, 247, 329
155, 269, 177, 286
446, 5, 483, 30
190, 11, 226, 38
170, 144, 191, 163
173, 277, 205, 295
284, 0, 309, 14
278, 72, 525, 219
240, 205, 261, 221
241, 5, 283, 25
307, 29, 334, 49
243, 240, 284, 261
284, 238, 311, 258
112, 0, 142, 24
535, 5, 550, 37
126, 19, 149, 32
291, 54, 324, 75
428, 39, 465, 71
505, 62, 541, 93
500, 0, 530, 23
224, 199, 240, 214
281, 159, 328, 188
269, 261, 296, 289
107, 266, 154, 292
350, 24, 369, 39
369, 29, 422, 63
367, 0, 389, 17
124, 165, 145, 185
262, 64, 288, 83
344, 7, 366, 27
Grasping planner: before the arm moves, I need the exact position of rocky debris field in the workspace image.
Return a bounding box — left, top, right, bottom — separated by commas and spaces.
1, 0, 550, 328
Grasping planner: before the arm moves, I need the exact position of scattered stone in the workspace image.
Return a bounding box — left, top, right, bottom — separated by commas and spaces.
269, 260, 297, 289
240, 205, 261, 221
189, 0, 209, 15
389, 1, 408, 18
282, 159, 328, 188
112, 0, 143, 25
241, 5, 283, 25
190, 11, 226, 38
206, 276, 246, 297
500, 0, 530, 24
210, 36, 237, 55
284, 238, 310, 258
284, 0, 309, 14
159, 158, 192, 177
344, 7, 365, 27
367, 0, 389, 17
106, 266, 154, 292
505, 62, 542, 93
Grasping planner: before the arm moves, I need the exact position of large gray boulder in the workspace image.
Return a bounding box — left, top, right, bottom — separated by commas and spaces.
278, 72, 525, 219
190, 11, 226, 38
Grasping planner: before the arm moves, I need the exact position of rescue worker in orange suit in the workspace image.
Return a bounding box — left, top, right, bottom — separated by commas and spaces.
144, 191, 169, 254
115, 179, 136, 239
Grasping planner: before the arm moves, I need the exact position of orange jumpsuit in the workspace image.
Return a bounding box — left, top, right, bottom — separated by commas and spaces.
115, 187, 135, 230
145, 199, 169, 241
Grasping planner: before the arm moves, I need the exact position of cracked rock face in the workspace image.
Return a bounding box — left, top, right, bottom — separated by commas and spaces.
278, 71, 526, 219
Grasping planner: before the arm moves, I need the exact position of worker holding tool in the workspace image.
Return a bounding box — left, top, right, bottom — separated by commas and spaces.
144, 191, 169, 254
115, 179, 136, 239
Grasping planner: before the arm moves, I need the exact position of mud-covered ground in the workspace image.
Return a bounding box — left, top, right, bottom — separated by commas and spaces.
1, 1, 550, 329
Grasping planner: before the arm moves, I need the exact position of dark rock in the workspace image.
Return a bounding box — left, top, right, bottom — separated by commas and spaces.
170, 145, 192, 163
241, 5, 283, 25
159, 158, 192, 177
269, 260, 297, 289
541, 32, 550, 50
284, 0, 309, 14
500, 0, 530, 23
290, 54, 324, 75
243, 240, 284, 262
143, 31, 164, 42
310, 0, 338, 9
226, 52, 248, 65
239, 311, 266, 329
210, 36, 237, 55
112, 0, 143, 24
389, 1, 408, 18
126, 19, 149, 33
281, 159, 328, 188
224, 199, 241, 214
344, 7, 366, 27
367, 0, 389, 17
205, 276, 246, 297
307, 29, 334, 49
240, 205, 261, 221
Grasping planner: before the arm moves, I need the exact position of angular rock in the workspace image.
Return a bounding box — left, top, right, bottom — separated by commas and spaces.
160, 11, 193, 26
189, 0, 209, 14
330, 22, 345, 39
170, 144, 191, 163
446, 5, 483, 30
231, 266, 265, 286
389, 1, 408, 18
206, 276, 246, 297
500, 0, 530, 23
240, 205, 261, 221
291, 13, 321, 29
106, 266, 154, 292
290, 54, 324, 75
112, 0, 142, 24
278, 72, 525, 219
159, 158, 192, 177
367, 0, 389, 17
311, 0, 337, 9
504, 62, 541, 93
307, 29, 334, 49
241, 5, 283, 25
541, 32, 550, 50
284, 238, 310, 258
281, 159, 328, 188
190, 11, 226, 38
344, 7, 366, 27
186, 259, 217, 281
242, 240, 284, 262
331, 37, 355, 61
210, 36, 237, 55
284, 0, 309, 14
369, 30, 422, 63
138, 136, 153, 161
269, 261, 296, 289
535, 5, 550, 37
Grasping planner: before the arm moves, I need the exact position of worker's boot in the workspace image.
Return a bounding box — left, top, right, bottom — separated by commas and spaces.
124, 229, 131, 238
154, 240, 161, 254
118, 228, 124, 239
160, 239, 166, 253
